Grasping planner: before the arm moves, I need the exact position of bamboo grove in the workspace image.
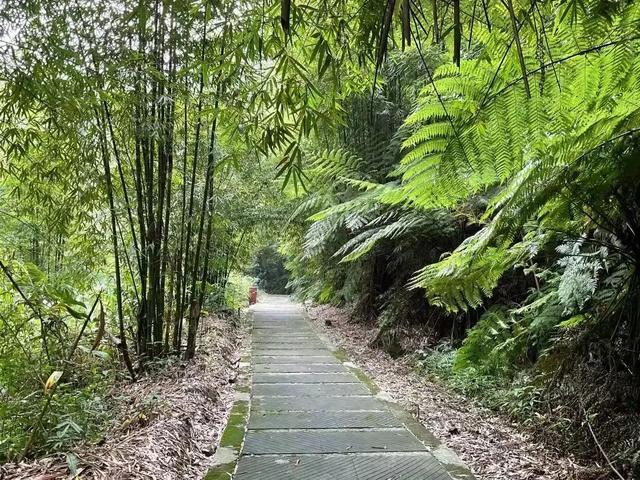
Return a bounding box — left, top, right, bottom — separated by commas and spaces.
0, 0, 303, 369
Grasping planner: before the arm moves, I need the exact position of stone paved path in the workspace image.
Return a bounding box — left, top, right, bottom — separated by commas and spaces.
234, 296, 471, 480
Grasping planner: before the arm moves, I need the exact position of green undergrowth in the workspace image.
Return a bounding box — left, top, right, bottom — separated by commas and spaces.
0, 376, 115, 461
416, 345, 544, 423
413, 301, 567, 429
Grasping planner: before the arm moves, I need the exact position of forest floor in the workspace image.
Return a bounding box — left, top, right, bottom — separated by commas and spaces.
306, 304, 608, 480
1, 314, 245, 480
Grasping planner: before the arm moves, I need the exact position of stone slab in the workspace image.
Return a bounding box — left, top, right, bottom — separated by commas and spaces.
234, 453, 451, 480
252, 338, 319, 343
253, 373, 359, 384
252, 335, 320, 340
253, 364, 348, 373
252, 383, 370, 397
251, 343, 326, 349
242, 429, 426, 454
253, 324, 311, 329
248, 410, 402, 429
252, 333, 317, 337
253, 349, 331, 357
253, 331, 316, 337
252, 395, 386, 412
252, 355, 339, 364
252, 336, 322, 341
253, 325, 314, 330
252, 330, 315, 336
254, 332, 316, 335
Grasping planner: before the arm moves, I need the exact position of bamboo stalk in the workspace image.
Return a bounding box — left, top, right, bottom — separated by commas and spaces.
453, 0, 461, 66
504, 0, 531, 98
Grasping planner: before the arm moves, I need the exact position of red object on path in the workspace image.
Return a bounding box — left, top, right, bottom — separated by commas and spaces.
249, 286, 258, 305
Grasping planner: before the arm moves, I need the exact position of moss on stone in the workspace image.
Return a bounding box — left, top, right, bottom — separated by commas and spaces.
348, 366, 380, 394
332, 348, 349, 362
229, 401, 249, 417
235, 384, 251, 394
204, 461, 235, 480
220, 425, 245, 449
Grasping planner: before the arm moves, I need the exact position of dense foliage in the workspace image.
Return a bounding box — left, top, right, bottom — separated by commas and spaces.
279, 0, 640, 476
0, 0, 291, 461
251, 245, 290, 294
1, 0, 639, 476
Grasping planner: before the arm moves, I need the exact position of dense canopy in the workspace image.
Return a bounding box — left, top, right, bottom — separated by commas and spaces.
1, 0, 640, 477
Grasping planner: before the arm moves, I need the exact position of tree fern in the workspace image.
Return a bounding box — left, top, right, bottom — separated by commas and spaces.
334, 208, 455, 262
388, 1, 640, 311
556, 239, 608, 315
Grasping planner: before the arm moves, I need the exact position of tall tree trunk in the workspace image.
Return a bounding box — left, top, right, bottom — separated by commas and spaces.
144, 0, 161, 357
401, 0, 411, 49
135, 0, 150, 357
160, 4, 177, 354
164, 255, 174, 352
180, 14, 208, 351
97, 110, 136, 381
505, 0, 531, 98
185, 74, 223, 359
185, 115, 217, 359
173, 77, 190, 353
453, 0, 461, 66
152, 0, 169, 354
432, 0, 440, 44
